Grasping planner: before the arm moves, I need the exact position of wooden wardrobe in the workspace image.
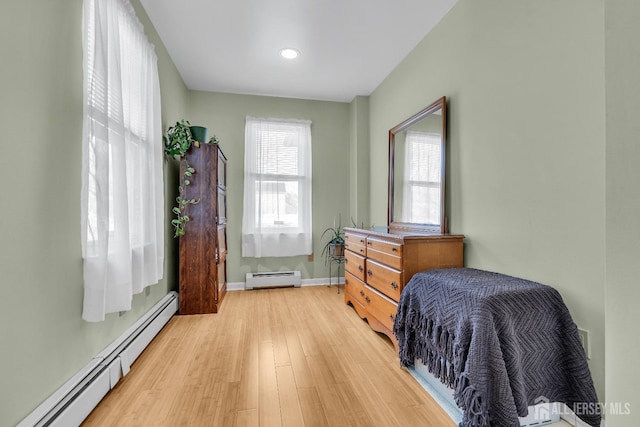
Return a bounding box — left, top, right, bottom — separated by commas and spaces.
179, 143, 228, 314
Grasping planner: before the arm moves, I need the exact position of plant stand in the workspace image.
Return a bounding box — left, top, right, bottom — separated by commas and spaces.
328, 254, 346, 294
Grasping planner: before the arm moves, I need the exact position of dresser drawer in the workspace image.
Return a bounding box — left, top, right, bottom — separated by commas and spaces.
345, 271, 367, 306
366, 238, 403, 257
366, 259, 403, 301
366, 248, 401, 270
366, 239, 402, 270
345, 250, 366, 282
364, 286, 398, 332
345, 233, 367, 256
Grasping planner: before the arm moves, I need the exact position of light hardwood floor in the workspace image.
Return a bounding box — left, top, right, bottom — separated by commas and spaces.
82, 285, 455, 427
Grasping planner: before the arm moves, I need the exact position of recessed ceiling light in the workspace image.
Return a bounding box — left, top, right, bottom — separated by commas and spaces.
280, 48, 299, 59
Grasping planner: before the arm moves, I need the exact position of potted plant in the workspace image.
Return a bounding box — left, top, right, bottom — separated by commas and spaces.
164, 120, 199, 237
321, 216, 346, 264
189, 125, 207, 144
164, 119, 194, 157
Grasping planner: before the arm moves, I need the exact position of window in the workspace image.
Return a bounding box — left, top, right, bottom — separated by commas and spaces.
402, 131, 442, 224
242, 117, 312, 257
80, 0, 164, 322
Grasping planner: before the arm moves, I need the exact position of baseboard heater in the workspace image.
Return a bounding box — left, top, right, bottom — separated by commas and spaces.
18, 291, 178, 427
245, 271, 301, 289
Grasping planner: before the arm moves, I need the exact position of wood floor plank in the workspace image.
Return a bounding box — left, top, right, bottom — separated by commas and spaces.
258, 340, 282, 426
284, 326, 315, 390
269, 291, 293, 368
306, 353, 355, 426
236, 409, 258, 427
212, 381, 240, 426
236, 292, 259, 412
297, 387, 329, 427
275, 365, 305, 427
82, 285, 455, 427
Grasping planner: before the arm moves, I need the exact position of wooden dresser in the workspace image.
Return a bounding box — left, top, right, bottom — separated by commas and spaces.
343, 227, 463, 348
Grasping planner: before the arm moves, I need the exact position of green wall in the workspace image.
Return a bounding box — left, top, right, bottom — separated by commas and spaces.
349, 96, 370, 228
0, 1, 189, 425
605, 0, 640, 425
369, 0, 606, 402
187, 91, 351, 283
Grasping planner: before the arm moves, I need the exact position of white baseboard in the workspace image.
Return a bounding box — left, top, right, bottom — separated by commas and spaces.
560, 406, 605, 427
228, 277, 344, 291
18, 292, 178, 427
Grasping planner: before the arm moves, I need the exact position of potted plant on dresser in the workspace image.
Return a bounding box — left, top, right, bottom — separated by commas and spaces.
163, 120, 218, 237
164, 120, 198, 237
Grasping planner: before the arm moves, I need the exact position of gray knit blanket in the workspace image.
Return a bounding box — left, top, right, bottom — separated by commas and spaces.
393, 268, 601, 427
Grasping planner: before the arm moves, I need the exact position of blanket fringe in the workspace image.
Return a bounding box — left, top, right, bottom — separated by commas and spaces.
396, 309, 459, 389
455, 373, 489, 427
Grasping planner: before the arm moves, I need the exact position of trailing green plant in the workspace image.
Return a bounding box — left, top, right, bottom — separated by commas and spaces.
163, 120, 193, 158
164, 120, 200, 237
171, 161, 199, 237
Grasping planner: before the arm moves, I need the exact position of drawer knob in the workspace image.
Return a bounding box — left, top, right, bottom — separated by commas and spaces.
389, 313, 396, 321
358, 265, 364, 272
367, 241, 371, 245
365, 296, 371, 303
392, 247, 398, 252
367, 269, 373, 276
360, 239, 365, 244
360, 290, 365, 297
391, 281, 399, 290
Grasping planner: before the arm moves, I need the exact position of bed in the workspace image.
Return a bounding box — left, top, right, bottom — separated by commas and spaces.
393, 268, 601, 427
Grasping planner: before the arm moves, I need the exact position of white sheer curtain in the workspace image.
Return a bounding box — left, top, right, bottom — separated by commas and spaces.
242, 117, 312, 257
81, 0, 164, 322
403, 131, 441, 225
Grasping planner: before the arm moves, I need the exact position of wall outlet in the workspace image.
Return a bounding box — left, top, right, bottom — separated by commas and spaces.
577, 328, 590, 359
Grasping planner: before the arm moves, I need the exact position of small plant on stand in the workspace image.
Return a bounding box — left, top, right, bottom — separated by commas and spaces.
321, 216, 346, 265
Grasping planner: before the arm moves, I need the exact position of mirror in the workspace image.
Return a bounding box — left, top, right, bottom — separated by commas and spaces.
388, 96, 447, 234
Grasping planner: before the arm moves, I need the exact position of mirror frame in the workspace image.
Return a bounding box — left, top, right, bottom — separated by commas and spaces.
388, 96, 447, 234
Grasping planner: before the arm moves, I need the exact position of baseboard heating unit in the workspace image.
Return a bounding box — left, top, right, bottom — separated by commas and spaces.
18, 291, 178, 427
245, 271, 301, 289
409, 361, 563, 427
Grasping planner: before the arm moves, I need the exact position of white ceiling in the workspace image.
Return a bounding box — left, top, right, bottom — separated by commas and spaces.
139, 0, 458, 103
